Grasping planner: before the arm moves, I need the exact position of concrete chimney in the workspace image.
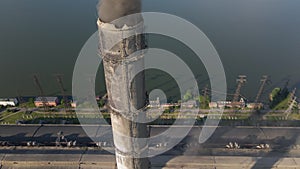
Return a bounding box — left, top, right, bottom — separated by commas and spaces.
97, 16, 150, 169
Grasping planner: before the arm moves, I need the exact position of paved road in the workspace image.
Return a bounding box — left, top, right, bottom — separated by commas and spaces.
0, 125, 300, 150
0, 125, 300, 168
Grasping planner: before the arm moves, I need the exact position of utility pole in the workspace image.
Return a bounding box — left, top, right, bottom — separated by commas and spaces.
33, 75, 48, 112
254, 75, 269, 108
233, 75, 247, 103
54, 74, 69, 112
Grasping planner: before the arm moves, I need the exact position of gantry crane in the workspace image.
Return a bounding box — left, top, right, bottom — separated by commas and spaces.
233, 75, 247, 102
33, 75, 48, 111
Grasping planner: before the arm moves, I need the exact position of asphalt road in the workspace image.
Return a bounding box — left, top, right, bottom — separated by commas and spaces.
0, 125, 300, 150
1, 125, 300, 168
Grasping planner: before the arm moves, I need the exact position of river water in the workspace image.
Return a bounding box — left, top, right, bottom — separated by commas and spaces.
0, 0, 299, 102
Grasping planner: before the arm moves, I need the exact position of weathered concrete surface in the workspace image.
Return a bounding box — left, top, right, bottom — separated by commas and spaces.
1, 154, 300, 169
152, 156, 300, 169
97, 12, 149, 169
1, 166, 78, 169
1, 153, 80, 169
80, 154, 116, 169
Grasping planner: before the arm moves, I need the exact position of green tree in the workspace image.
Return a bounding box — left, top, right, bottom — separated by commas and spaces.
28, 98, 34, 103
163, 108, 171, 114
199, 95, 209, 109
269, 87, 290, 109
98, 99, 105, 108
26, 98, 35, 108
183, 90, 192, 101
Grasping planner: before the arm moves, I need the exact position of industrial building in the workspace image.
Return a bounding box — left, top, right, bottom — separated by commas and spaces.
34, 97, 59, 107
209, 98, 246, 109
0, 98, 18, 107
149, 97, 161, 108
70, 101, 77, 108
181, 100, 199, 108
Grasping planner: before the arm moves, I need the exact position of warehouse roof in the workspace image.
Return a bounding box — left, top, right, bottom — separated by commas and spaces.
35, 97, 58, 102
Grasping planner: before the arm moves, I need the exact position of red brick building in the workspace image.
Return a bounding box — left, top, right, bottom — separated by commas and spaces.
34, 97, 59, 107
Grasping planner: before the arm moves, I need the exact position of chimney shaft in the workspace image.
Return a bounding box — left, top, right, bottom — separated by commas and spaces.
97, 16, 149, 169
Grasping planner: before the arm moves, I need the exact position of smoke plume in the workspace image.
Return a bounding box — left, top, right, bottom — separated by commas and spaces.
98, 0, 142, 27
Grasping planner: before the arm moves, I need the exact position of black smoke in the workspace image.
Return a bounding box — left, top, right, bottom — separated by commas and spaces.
98, 0, 142, 27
